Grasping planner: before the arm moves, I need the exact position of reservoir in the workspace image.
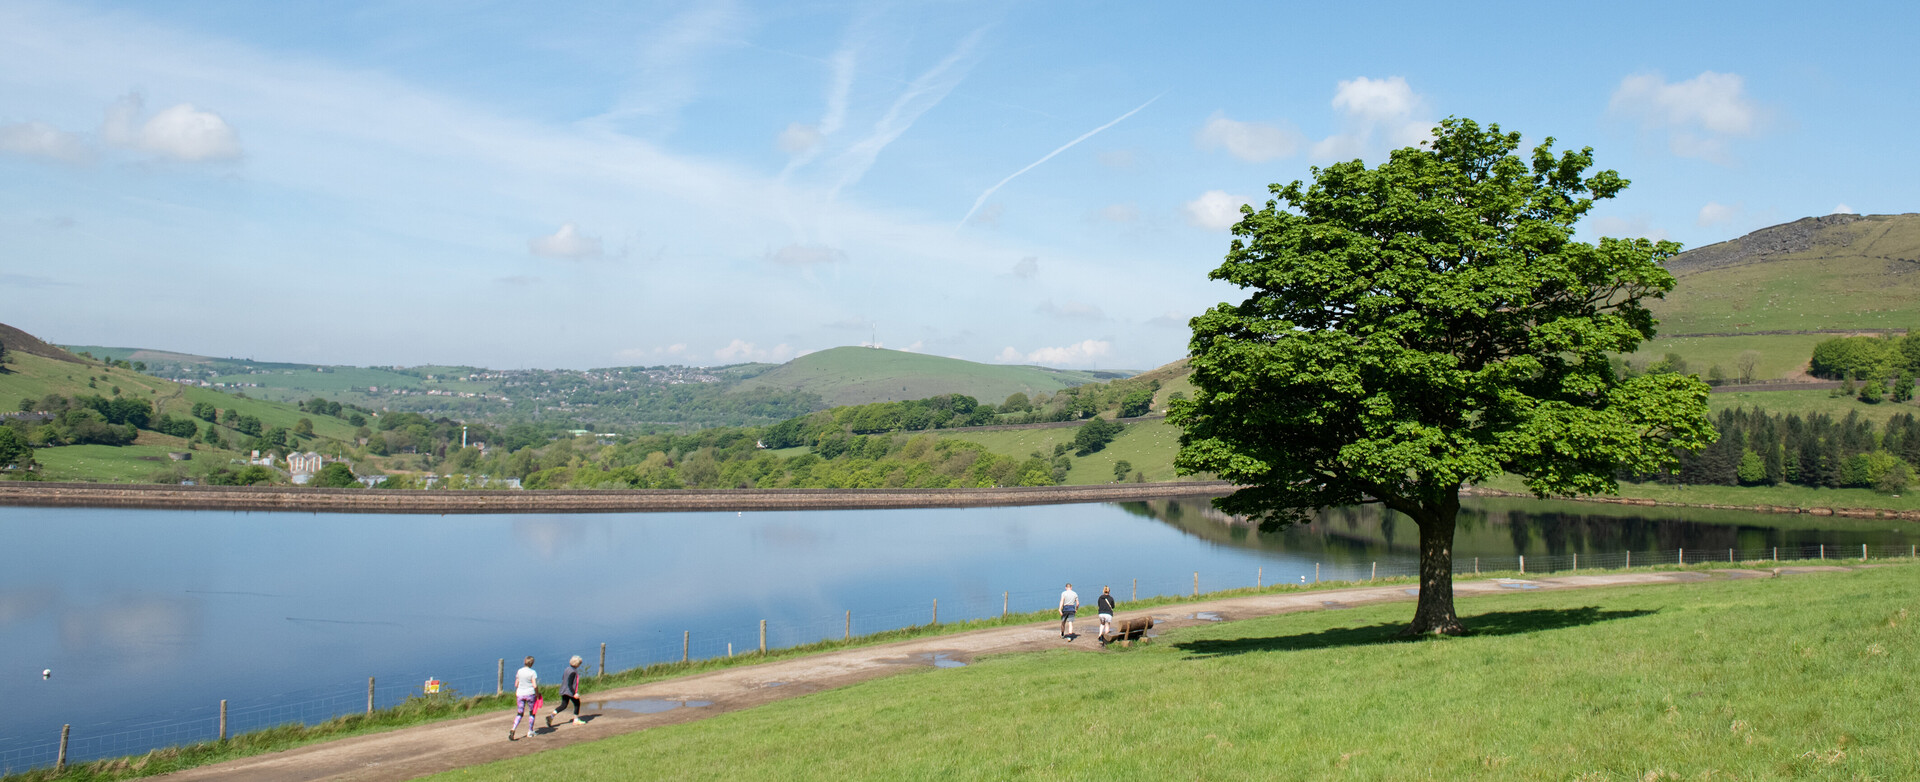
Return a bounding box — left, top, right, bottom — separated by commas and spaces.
2, 496, 1913, 769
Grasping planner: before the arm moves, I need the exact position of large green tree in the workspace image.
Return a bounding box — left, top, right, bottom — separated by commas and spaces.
1170, 118, 1715, 635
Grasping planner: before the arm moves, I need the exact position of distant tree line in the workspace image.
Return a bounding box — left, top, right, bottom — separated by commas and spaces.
1635, 407, 1916, 492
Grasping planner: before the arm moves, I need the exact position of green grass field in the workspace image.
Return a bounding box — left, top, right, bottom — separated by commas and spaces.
940, 418, 1183, 484
736, 347, 1116, 407
1477, 473, 1915, 513
1626, 333, 1828, 382
27, 443, 209, 482
432, 564, 1920, 781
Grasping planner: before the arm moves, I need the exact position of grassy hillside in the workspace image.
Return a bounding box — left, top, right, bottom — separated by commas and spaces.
735, 346, 1125, 407
439, 565, 1920, 781
1653, 213, 1920, 335
1, 332, 363, 481
1624, 213, 1920, 381
939, 418, 1184, 484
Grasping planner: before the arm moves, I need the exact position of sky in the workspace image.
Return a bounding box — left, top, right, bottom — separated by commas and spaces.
2, 1, 1915, 371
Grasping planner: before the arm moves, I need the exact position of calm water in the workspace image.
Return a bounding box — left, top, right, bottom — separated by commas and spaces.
2, 497, 1913, 768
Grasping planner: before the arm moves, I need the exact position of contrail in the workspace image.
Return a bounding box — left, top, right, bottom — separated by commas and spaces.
957, 93, 1163, 229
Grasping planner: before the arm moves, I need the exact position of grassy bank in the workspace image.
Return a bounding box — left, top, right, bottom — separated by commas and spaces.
1477, 473, 1916, 514
434, 564, 1920, 781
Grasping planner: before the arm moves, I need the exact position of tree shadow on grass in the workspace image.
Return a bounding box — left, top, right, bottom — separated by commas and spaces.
1172, 606, 1657, 659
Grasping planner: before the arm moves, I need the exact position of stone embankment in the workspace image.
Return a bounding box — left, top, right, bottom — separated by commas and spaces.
1458, 485, 1920, 521
0, 480, 1235, 514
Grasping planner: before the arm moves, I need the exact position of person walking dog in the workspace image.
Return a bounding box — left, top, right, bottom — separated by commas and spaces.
548, 655, 585, 727
1059, 583, 1081, 640
509, 656, 539, 741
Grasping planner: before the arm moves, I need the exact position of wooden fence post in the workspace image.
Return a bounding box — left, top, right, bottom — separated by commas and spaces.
759, 619, 767, 654
1132, 578, 1137, 601
1625, 551, 1631, 569
1679, 548, 1684, 565
57, 724, 69, 771
683, 632, 689, 663
497, 658, 504, 695
1371, 562, 1377, 581
1193, 571, 1198, 596
1863, 543, 1868, 561
846, 610, 852, 638
1474, 556, 1479, 574
1002, 592, 1008, 617
220, 699, 227, 741
1257, 566, 1262, 588
932, 599, 938, 625
600, 642, 607, 677
367, 677, 375, 716
1519, 555, 1525, 574
1820, 544, 1825, 560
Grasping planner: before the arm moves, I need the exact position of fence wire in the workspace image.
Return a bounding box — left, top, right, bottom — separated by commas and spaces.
6, 542, 1915, 773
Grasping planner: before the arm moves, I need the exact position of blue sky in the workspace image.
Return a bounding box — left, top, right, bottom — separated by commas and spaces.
2, 1, 1914, 371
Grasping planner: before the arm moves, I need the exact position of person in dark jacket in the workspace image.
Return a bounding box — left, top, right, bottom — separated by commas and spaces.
1096, 585, 1117, 640
547, 655, 585, 727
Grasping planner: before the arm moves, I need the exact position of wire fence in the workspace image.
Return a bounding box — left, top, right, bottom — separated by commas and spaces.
6, 541, 1915, 774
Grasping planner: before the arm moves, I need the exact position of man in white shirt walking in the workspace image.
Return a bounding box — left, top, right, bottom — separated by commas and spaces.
1059, 583, 1080, 641
509, 656, 538, 741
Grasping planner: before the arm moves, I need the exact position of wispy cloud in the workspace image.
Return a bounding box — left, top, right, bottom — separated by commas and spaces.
1311, 76, 1431, 161
996, 339, 1112, 367
528, 223, 602, 259
1609, 71, 1760, 164
1195, 111, 1302, 162
0, 121, 92, 163
592, 0, 745, 134
829, 25, 990, 199
957, 94, 1160, 229
1184, 190, 1254, 231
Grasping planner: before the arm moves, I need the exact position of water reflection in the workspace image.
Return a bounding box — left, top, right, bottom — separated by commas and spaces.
1120, 496, 1918, 560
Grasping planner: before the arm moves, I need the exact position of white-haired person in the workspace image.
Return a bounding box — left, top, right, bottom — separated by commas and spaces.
509, 656, 538, 741
548, 655, 586, 727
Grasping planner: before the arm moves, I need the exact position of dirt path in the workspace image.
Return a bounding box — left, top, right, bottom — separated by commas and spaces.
157, 567, 1853, 781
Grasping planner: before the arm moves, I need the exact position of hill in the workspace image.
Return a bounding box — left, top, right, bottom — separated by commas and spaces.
1628, 212, 1920, 381
732, 346, 1128, 407
0, 322, 85, 364
2, 323, 362, 483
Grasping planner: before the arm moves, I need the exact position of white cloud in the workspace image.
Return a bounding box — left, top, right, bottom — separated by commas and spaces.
528, 223, 603, 259
999, 339, 1112, 367
1184, 190, 1253, 231
1696, 201, 1742, 227
1010, 256, 1038, 279
1332, 76, 1418, 123
1610, 71, 1756, 135
1832, 203, 1855, 215
970, 201, 1004, 226
714, 339, 794, 363
1590, 215, 1670, 242
777, 122, 823, 155
1195, 112, 1302, 162
1311, 76, 1431, 162
1094, 203, 1139, 223
0, 121, 92, 163
103, 93, 242, 161
1609, 72, 1759, 163
1036, 300, 1105, 321
767, 243, 846, 265
1147, 310, 1188, 328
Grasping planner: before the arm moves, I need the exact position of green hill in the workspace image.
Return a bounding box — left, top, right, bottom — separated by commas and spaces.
733, 346, 1128, 407
3, 324, 361, 482
1629, 212, 1920, 380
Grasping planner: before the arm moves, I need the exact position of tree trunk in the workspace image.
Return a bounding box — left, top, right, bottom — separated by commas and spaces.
1403, 497, 1465, 636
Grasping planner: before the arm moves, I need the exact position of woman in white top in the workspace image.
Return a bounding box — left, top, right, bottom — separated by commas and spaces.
509, 656, 538, 741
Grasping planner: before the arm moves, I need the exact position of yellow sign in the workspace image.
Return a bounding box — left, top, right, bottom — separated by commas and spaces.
423, 679, 441, 694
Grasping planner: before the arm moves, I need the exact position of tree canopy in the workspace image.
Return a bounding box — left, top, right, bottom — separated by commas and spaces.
1170, 118, 1714, 635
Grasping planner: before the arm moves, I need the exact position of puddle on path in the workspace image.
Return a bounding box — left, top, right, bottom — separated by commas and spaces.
761, 681, 786, 687
919, 653, 967, 668
1403, 588, 1421, 596
589, 699, 713, 714
1319, 601, 1351, 610
1189, 612, 1225, 622
1495, 580, 1541, 590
